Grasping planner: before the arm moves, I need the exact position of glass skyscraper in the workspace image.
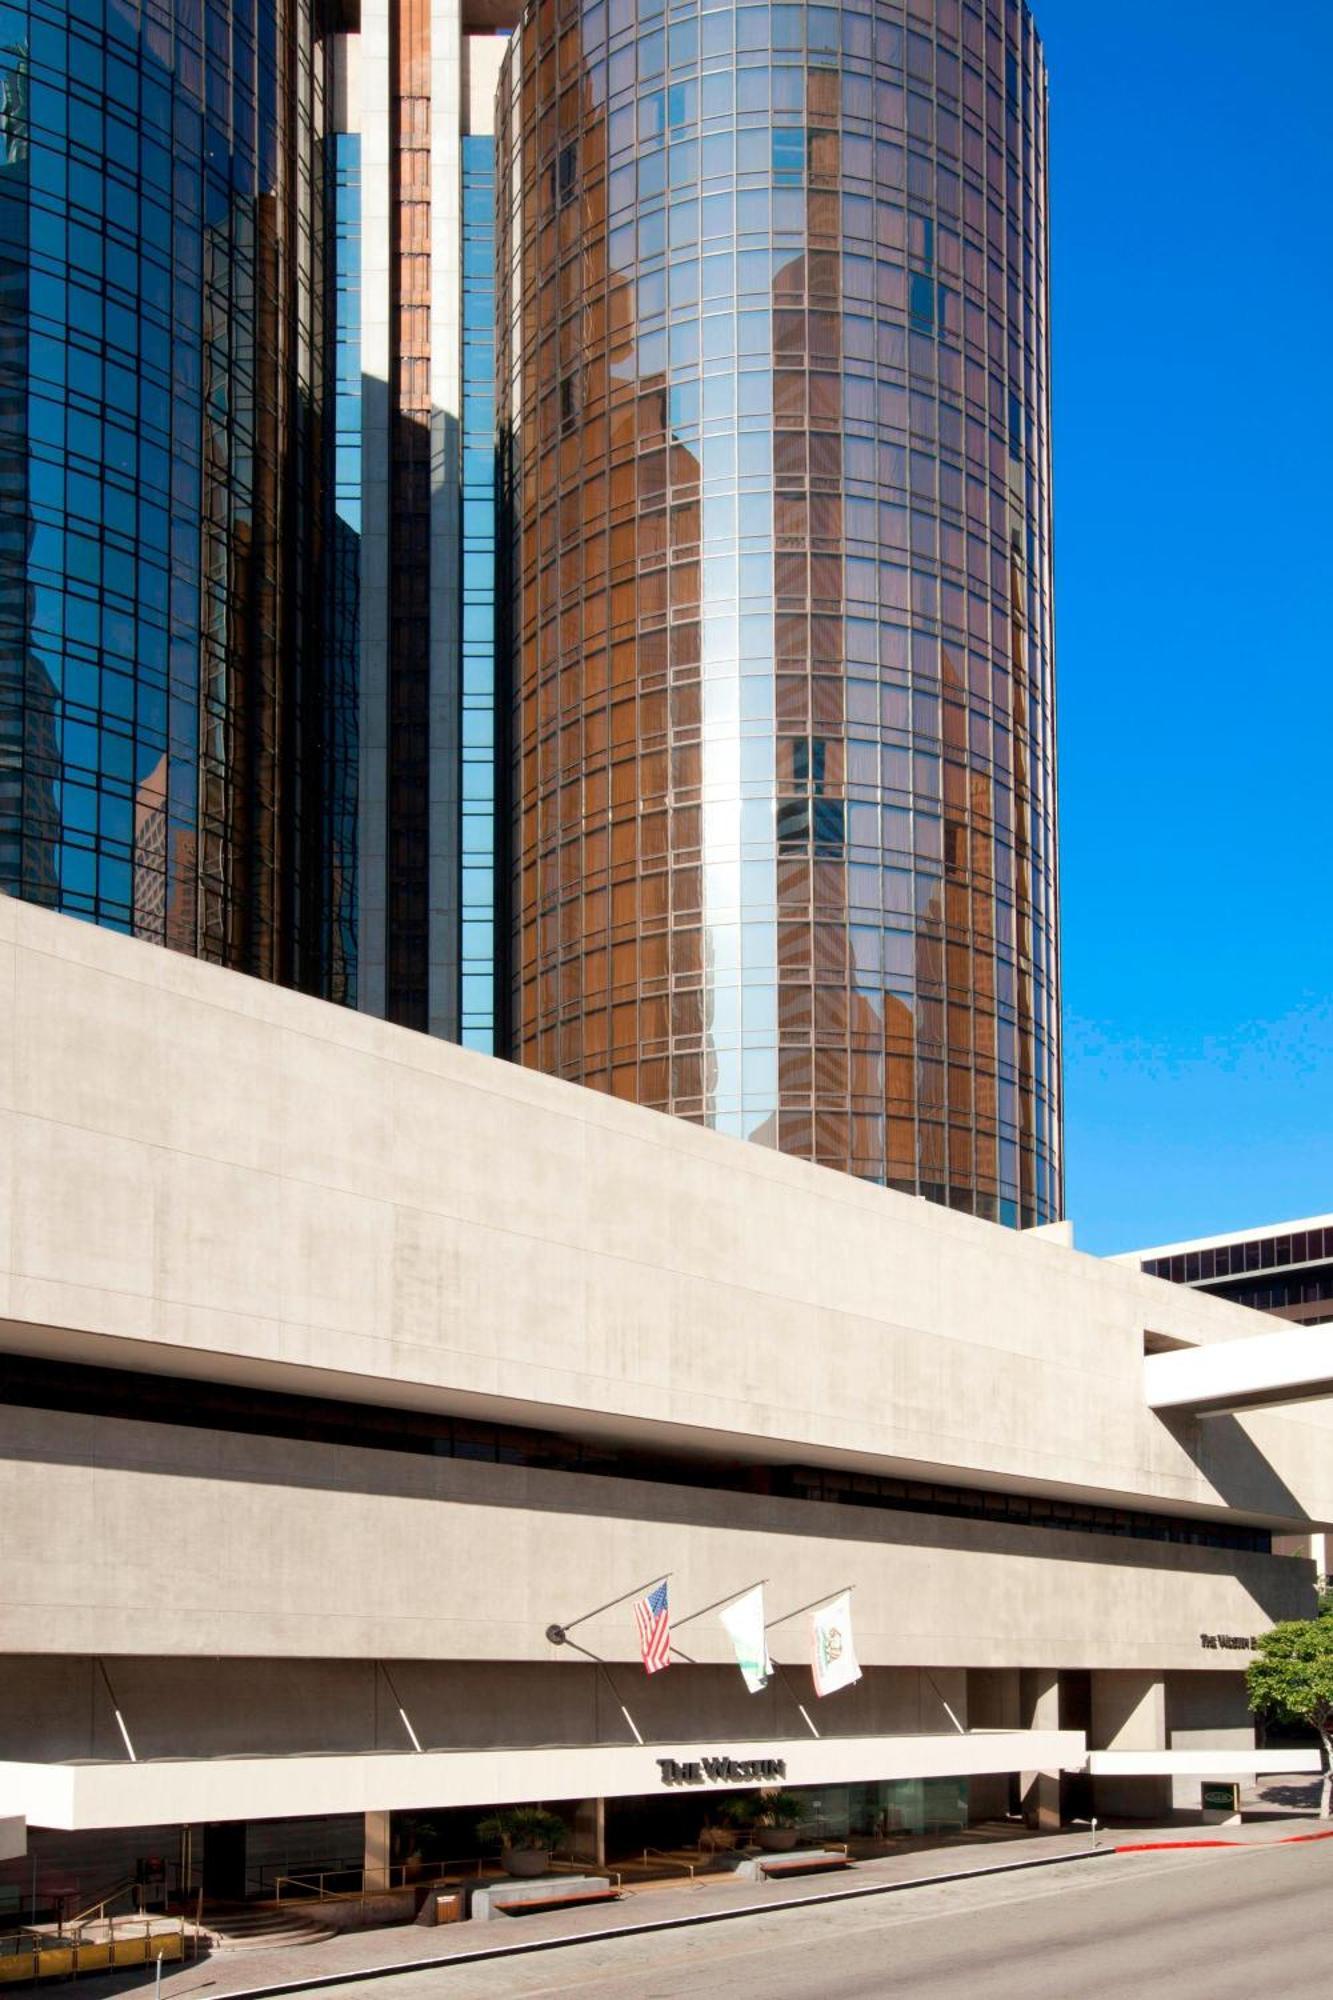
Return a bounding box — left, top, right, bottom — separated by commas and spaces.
0, 0, 344, 986
498, 0, 1060, 1224
0, 0, 1062, 1227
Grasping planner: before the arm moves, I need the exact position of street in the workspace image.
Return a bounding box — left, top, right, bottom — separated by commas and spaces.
319, 1841, 1332, 2000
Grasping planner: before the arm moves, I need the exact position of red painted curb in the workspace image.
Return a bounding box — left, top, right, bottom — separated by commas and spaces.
1115, 1828, 1333, 1855
1115, 1841, 1235, 1853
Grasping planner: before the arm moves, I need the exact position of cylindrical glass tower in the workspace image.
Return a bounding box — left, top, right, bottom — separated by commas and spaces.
498, 0, 1060, 1227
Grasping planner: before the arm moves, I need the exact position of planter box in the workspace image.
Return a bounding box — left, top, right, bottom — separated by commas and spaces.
501, 1849, 552, 1878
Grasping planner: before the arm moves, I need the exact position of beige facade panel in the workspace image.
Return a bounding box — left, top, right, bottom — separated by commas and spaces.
0, 1409, 1311, 1668
1, 901, 1331, 1533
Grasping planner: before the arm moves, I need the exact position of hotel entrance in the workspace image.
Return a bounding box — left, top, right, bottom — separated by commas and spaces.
603, 1777, 972, 1868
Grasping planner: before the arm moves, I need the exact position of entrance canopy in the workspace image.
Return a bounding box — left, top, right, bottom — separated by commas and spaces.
0, 1730, 1084, 1832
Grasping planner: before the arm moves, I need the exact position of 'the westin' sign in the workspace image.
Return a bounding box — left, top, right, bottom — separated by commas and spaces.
657, 1756, 787, 1787
1200, 1633, 1256, 1651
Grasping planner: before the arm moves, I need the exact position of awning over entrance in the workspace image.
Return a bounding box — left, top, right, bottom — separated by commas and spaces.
0, 1730, 1085, 1831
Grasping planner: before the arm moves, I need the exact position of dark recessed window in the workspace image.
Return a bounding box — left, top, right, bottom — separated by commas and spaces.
909, 271, 935, 333
1009, 391, 1024, 461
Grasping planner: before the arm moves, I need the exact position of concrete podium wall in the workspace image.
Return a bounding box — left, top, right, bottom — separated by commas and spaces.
1, 899, 1331, 1534
0, 1406, 1311, 1670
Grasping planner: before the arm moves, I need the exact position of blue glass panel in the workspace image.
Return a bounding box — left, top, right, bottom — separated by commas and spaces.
460, 135, 497, 1044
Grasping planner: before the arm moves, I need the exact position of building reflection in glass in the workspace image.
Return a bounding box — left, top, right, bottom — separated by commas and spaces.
0, 1, 350, 997
499, 0, 1060, 1226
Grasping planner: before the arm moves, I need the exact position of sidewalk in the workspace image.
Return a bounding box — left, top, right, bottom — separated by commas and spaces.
64, 1810, 1330, 2000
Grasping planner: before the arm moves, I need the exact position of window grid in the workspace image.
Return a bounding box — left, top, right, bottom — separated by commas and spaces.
498, 0, 1060, 1227
460, 133, 497, 1052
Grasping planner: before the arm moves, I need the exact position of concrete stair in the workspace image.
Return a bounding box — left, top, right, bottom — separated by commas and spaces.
201, 1906, 338, 1951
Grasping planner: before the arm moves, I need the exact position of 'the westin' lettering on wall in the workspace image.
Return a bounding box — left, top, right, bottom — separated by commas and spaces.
657, 1757, 788, 1787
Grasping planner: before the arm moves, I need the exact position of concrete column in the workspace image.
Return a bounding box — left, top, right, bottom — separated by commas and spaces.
1164, 1671, 1256, 1813
967, 1673, 1020, 1822
363, 1810, 391, 1892
1019, 1668, 1061, 1831
569, 1798, 605, 1867
1091, 1670, 1170, 1823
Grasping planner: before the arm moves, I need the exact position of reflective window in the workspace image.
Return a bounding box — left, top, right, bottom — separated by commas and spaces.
0, 0, 341, 994
460, 134, 497, 1053
498, 0, 1060, 1225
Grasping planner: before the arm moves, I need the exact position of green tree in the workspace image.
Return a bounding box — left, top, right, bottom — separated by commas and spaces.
1246, 1601, 1333, 1820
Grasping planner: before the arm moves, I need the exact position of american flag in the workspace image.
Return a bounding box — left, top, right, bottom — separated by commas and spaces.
633, 1580, 671, 1674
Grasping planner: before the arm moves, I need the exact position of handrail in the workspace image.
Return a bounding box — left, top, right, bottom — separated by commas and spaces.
61, 1877, 139, 1936
258, 1859, 362, 1898
545, 1857, 623, 1891
273, 1857, 489, 1903
636, 1849, 697, 1882
270, 1852, 629, 1906
2, 1914, 188, 1963
271, 1875, 330, 1904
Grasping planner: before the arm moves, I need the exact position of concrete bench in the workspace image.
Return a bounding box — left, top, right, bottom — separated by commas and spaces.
471, 1875, 617, 1922
735, 1849, 852, 1883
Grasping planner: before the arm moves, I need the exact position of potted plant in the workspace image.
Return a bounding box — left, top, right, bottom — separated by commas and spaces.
397, 1816, 440, 1885
703, 1796, 758, 1851
475, 1806, 567, 1878
747, 1790, 811, 1852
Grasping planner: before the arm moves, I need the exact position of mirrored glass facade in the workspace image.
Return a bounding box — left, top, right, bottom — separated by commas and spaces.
0, 0, 348, 989
460, 130, 498, 1050
498, 0, 1060, 1225
322, 123, 362, 1007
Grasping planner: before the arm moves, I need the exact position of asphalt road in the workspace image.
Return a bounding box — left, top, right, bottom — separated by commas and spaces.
323, 1840, 1332, 2000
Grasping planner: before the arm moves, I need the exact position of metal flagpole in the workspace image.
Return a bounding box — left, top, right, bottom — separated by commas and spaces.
670, 1578, 770, 1632
761, 1586, 856, 1737
543, 1571, 675, 1747
545, 1572, 673, 1645
763, 1585, 855, 1630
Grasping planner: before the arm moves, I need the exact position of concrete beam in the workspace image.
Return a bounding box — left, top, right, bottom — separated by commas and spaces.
1145, 1328, 1333, 1417
1087, 1749, 1319, 1778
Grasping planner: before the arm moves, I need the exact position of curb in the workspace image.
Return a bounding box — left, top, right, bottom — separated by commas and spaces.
177, 1844, 1118, 2000
1117, 1827, 1333, 1855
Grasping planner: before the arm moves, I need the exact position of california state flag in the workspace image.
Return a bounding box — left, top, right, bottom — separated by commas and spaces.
810, 1591, 862, 1697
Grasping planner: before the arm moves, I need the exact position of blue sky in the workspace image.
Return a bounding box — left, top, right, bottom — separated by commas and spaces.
1035, 0, 1333, 1252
